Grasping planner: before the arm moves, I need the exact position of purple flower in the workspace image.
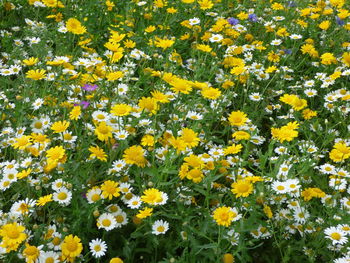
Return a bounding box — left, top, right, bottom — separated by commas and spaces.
287, 1, 296, 7
336, 17, 345, 26
283, 49, 292, 55
228, 18, 239, 25
82, 83, 98, 91
248, 14, 258, 22
74, 101, 90, 109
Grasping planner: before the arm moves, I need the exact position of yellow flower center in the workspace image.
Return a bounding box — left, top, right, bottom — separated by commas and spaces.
157, 226, 165, 232
91, 194, 100, 202
277, 185, 285, 191
330, 232, 341, 240
7, 229, 20, 239
102, 219, 111, 227
45, 257, 55, 263
52, 237, 61, 246
237, 184, 249, 192
116, 215, 124, 223
34, 122, 43, 129
57, 192, 67, 200
94, 245, 101, 252
66, 241, 78, 252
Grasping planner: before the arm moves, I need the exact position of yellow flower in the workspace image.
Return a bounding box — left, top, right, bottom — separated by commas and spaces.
154, 37, 175, 50
101, 180, 120, 200
106, 71, 124, 81
69, 106, 81, 120
141, 188, 163, 204
222, 253, 235, 263
169, 78, 193, 94
12, 135, 32, 150
66, 18, 86, 35
198, 0, 214, 10
201, 87, 221, 100
180, 128, 200, 148
186, 168, 204, 183
151, 90, 170, 103
61, 235, 83, 261
36, 194, 53, 206
22, 57, 39, 66
319, 20, 330, 30
224, 144, 243, 155
94, 121, 113, 142
329, 142, 350, 162
16, 168, 32, 179
46, 146, 65, 163
22, 243, 40, 263
145, 25, 156, 33
51, 120, 70, 133
321, 52, 337, 65
231, 180, 253, 198
136, 207, 153, 219
228, 111, 248, 126
0, 222, 27, 252
232, 131, 250, 140
141, 135, 155, 147
110, 104, 132, 116
138, 97, 159, 114
196, 44, 212, 52
26, 69, 46, 80
89, 146, 107, 162
342, 52, 350, 66
212, 206, 235, 227
110, 258, 124, 263
263, 205, 273, 219
302, 108, 317, 119
123, 145, 147, 167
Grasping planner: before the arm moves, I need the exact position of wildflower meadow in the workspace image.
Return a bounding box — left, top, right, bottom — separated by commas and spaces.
1, 0, 350, 262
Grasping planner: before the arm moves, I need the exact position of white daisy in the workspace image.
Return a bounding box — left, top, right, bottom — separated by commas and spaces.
152, 220, 169, 235
127, 196, 142, 209
86, 188, 102, 204
189, 17, 200, 26
209, 34, 223, 43
97, 213, 117, 231
92, 110, 110, 122
115, 211, 128, 228
38, 251, 60, 263
89, 239, 107, 258
324, 226, 348, 245
53, 187, 72, 206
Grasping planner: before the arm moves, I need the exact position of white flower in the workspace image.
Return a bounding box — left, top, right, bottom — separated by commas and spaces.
38, 251, 60, 263
152, 220, 169, 235
189, 17, 200, 25
97, 213, 117, 231
89, 239, 107, 258
271, 181, 289, 194
32, 98, 44, 110
209, 34, 223, 43
114, 130, 129, 140
53, 187, 72, 206
324, 226, 348, 245
92, 110, 110, 122
270, 39, 282, 46
127, 196, 143, 209
289, 34, 302, 40
115, 211, 128, 228
86, 188, 102, 204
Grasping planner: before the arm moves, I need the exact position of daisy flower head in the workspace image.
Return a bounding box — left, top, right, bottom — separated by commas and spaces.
97, 213, 117, 231
152, 220, 169, 235
212, 206, 236, 227
324, 226, 348, 245
89, 239, 107, 258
